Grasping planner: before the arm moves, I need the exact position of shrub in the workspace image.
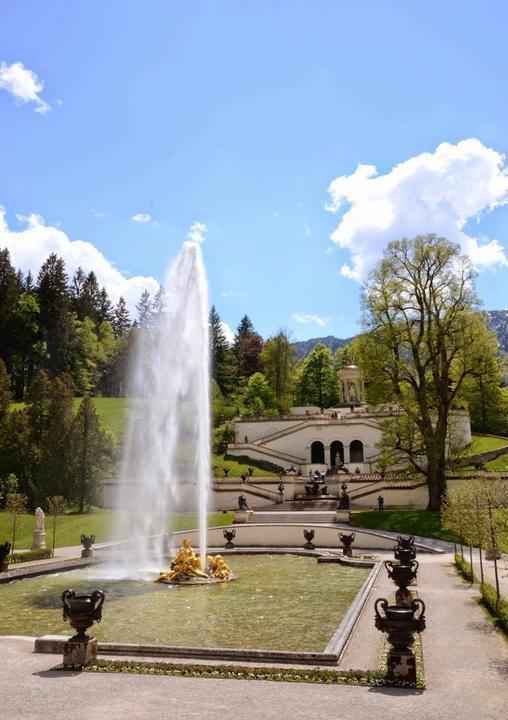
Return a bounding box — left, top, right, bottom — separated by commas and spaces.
10, 548, 52, 564
480, 582, 508, 635
454, 554, 475, 582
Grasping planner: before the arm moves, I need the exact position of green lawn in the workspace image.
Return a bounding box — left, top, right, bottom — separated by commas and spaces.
351, 508, 508, 552
0, 508, 234, 551
468, 434, 508, 454
212, 454, 274, 477
350, 509, 460, 544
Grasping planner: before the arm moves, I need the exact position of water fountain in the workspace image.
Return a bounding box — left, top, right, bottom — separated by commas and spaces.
112, 228, 210, 577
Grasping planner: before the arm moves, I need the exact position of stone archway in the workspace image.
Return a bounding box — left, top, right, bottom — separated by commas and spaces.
350, 439, 364, 463
330, 440, 344, 467
311, 441, 325, 464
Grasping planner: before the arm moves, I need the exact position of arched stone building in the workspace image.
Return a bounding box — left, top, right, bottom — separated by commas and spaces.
227, 405, 471, 474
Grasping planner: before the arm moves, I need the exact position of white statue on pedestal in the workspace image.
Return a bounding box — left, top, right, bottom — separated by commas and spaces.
35, 507, 45, 531
32, 507, 46, 550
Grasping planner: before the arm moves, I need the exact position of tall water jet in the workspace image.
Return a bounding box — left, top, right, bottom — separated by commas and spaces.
113, 230, 210, 576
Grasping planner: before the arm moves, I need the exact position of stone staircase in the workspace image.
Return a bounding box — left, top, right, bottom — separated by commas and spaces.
249, 501, 337, 524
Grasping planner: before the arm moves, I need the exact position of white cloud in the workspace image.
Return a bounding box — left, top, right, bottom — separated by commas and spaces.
292, 313, 328, 327
0, 61, 51, 114
0, 207, 159, 315
327, 138, 508, 281
186, 221, 207, 244
220, 321, 235, 345
91, 209, 107, 219
221, 290, 238, 298
131, 213, 152, 223
304, 224, 311, 237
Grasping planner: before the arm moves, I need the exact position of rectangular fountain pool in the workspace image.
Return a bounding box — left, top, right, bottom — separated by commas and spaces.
1, 555, 370, 652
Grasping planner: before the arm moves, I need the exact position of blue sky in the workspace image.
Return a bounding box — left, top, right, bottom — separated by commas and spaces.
1, 1, 508, 341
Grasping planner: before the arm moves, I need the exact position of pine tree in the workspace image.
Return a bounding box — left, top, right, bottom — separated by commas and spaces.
39, 373, 75, 499
136, 289, 154, 330
112, 297, 131, 337
0, 248, 21, 374
37, 253, 74, 375
69, 396, 112, 512
209, 305, 234, 393
25, 370, 51, 445
0, 409, 32, 501
233, 314, 262, 379
97, 287, 114, 324
0, 358, 12, 425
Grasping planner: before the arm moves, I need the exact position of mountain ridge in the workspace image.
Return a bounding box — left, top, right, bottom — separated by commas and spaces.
292, 310, 508, 358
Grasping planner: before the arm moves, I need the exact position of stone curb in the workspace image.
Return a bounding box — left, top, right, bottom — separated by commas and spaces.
324, 561, 382, 659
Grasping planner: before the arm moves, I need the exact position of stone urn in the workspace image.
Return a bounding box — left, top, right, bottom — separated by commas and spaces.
62, 589, 105, 642
303, 529, 315, 550
397, 535, 415, 550
80, 534, 96, 558
393, 545, 416, 564
0, 541, 11, 572
384, 559, 419, 605
374, 597, 426, 684
223, 529, 236, 549
339, 531, 356, 557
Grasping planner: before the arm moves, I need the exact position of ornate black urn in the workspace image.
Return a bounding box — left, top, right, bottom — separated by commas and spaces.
303, 529, 315, 549
80, 534, 96, 558
375, 597, 426, 683
393, 545, 416, 564
223, 529, 236, 549
0, 541, 11, 572
62, 589, 105, 641
384, 559, 419, 605
397, 535, 415, 550
339, 531, 356, 557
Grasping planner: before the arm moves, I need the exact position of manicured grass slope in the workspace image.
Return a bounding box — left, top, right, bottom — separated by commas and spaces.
351, 509, 508, 552
350, 509, 459, 543
0, 509, 234, 550
467, 434, 508, 454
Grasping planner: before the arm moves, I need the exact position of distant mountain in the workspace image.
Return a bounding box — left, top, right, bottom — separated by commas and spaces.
291, 335, 355, 359
292, 311, 508, 360
486, 310, 508, 353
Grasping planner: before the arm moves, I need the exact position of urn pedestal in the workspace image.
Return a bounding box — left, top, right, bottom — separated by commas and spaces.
63, 638, 98, 666
31, 529, 46, 550
233, 510, 253, 524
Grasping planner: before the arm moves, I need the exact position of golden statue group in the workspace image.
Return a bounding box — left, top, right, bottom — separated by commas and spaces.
156, 538, 233, 584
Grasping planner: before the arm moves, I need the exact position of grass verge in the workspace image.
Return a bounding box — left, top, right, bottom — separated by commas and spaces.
0, 509, 235, 549
56, 659, 402, 687
350, 509, 459, 544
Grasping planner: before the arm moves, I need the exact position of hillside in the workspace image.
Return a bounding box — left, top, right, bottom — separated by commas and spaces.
291, 335, 355, 359
486, 309, 508, 352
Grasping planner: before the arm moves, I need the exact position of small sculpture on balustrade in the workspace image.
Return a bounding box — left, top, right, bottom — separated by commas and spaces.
238, 495, 250, 511
337, 482, 350, 510
303, 529, 315, 550
223, 529, 236, 548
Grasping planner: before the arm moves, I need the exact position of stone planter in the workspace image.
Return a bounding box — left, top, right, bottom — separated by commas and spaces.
375, 597, 426, 684
62, 589, 105, 666
393, 545, 416, 564
80, 534, 95, 558
223, 529, 236, 549
339, 532, 356, 557
303, 529, 315, 550
384, 559, 419, 605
